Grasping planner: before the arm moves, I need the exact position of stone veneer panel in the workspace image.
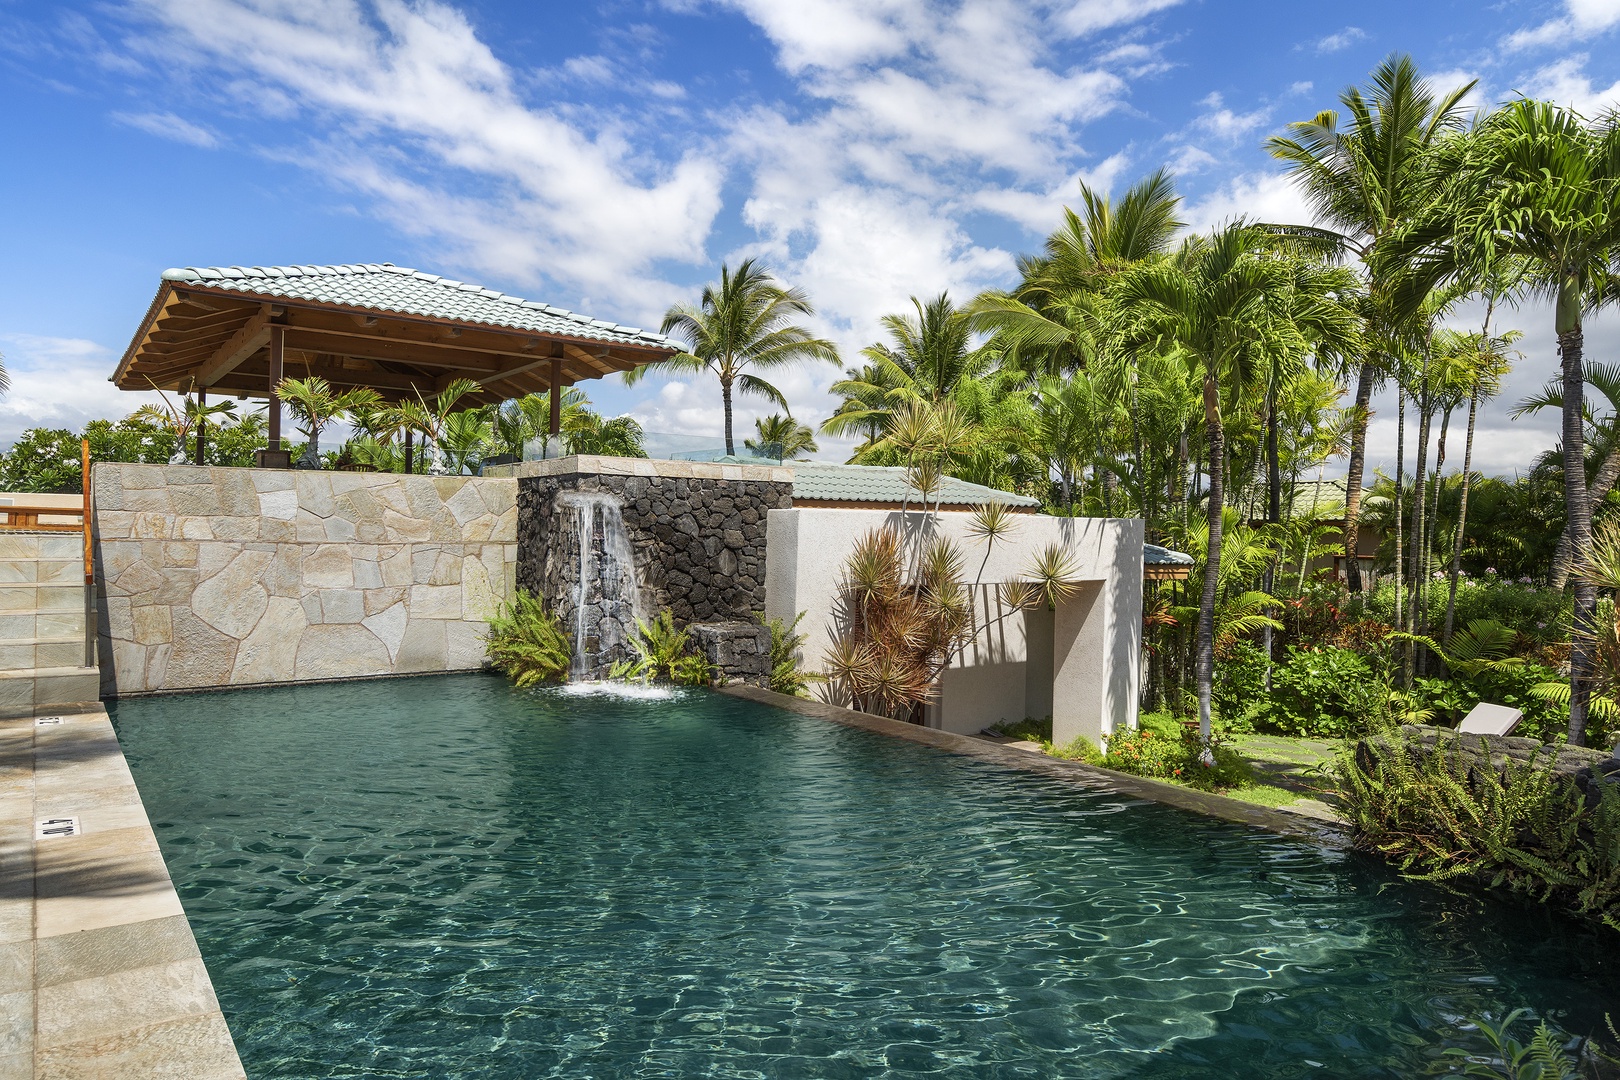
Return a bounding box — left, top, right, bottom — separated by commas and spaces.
511, 457, 793, 679
92, 464, 518, 695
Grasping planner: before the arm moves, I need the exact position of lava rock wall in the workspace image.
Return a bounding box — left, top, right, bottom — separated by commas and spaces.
515, 463, 792, 681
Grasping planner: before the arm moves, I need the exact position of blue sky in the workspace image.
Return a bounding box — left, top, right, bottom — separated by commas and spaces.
2, 0, 1618, 473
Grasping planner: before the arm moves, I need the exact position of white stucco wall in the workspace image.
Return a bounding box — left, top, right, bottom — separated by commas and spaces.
765, 508, 1142, 745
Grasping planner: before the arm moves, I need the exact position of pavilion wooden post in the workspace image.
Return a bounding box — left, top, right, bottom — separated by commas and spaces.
267, 325, 285, 450
194, 388, 207, 466
549, 358, 563, 456
403, 429, 414, 474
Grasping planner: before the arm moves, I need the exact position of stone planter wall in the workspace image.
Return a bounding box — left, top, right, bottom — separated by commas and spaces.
510, 457, 793, 681
92, 464, 518, 695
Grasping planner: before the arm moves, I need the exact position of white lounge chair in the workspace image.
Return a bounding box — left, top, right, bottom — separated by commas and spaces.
1457, 702, 1523, 737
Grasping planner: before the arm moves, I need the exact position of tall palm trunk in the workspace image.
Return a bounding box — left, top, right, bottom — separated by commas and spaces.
1394, 388, 1406, 632
1263, 384, 1281, 686
1196, 375, 1223, 764
1444, 389, 1479, 643
720, 373, 736, 456
1423, 404, 1452, 664
1561, 326, 1596, 745
1342, 360, 1377, 592
1549, 448, 1620, 587
1410, 381, 1432, 672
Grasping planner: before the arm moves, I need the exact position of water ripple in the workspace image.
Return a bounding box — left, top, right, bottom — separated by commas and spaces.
111, 675, 1620, 1079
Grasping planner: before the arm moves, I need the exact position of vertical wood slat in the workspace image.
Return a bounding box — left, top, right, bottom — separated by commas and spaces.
549, 358, 562, 437
267, 324, 285, 450
81, 437, 93, 584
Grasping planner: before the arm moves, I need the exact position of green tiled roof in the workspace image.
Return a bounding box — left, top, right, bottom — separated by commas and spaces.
788, 464, 1040, 507
160, 263, 675, 350
1145, 543, 1194, 566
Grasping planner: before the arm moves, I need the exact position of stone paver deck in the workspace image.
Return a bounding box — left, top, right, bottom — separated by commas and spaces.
0, 706, 244, 1080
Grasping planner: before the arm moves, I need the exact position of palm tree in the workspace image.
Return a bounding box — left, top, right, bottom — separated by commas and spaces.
746, 414, 817, 460
565, 412, 647, 458
387, 378, 484, 475
1441, 327, 1516, 642
1393, 100, 1620, 745
1268, 54, 1477, 594
1114, 223, 1360, 759
129, 385, 242, 463
273, 377, 385, 468
823, 293, 994, 461
1514, 358, 1620, 589
633, 259, 839, 456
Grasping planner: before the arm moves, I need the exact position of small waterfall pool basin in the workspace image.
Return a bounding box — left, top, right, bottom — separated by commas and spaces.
111, 675, 1619, 1078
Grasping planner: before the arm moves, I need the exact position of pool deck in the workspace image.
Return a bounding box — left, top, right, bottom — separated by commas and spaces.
0, 706, 244, 1080
722, 687, 1352, 846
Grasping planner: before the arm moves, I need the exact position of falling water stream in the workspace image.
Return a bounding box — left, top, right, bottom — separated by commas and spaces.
557, 491, 641, 677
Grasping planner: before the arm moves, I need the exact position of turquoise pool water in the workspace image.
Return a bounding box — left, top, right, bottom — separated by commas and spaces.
112, 675, 1617, 1078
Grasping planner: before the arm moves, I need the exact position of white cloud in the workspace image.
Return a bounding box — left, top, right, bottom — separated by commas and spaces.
108, 0, 1198, 441
0, 335, 163, 448
1505, 0, 1620, 48
126, 0, 723, 321
971, 152, 1134, 234
1192, 94, 1272, 140
1522, 54, 1620, 115
1311, 26, 1368, 54
1057, 0, 1183, 37
110, 110, 217, 146
1183, 171, 1313, 233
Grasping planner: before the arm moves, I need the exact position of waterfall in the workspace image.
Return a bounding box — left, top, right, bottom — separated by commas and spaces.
557, 492, 641, 677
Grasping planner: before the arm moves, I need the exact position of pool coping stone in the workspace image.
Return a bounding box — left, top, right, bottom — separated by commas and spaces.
722, 686, 1352, 847
0, 705, 246, 1080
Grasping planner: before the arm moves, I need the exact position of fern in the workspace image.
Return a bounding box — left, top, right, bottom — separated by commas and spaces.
1341, 730, 1620, 931
761, 611, 817, 697
486, 590, 572, 687
625, 611, 715, 687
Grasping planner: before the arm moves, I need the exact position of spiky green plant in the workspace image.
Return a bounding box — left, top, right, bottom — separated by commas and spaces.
761, 611, 815, 697
486, 591, 571, 687
623, 610, 714, 687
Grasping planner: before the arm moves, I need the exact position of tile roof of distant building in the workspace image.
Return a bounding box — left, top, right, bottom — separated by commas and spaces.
787, 463, 1041, 507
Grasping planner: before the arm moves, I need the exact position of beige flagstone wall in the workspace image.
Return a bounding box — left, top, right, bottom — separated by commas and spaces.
91, 464, 517, 695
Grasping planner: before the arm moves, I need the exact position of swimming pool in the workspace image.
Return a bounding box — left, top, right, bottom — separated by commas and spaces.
112, 675, 1618, 1077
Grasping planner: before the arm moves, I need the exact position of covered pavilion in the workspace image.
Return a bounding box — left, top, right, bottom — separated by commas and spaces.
111, 262, 680, 465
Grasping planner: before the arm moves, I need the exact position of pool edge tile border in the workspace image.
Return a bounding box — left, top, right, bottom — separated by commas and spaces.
6, 706, 248, 1080
720, 686, 1352, 847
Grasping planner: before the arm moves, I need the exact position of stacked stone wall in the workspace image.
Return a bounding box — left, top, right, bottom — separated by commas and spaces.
514, 464, 792, 681
92, 464, 517, 695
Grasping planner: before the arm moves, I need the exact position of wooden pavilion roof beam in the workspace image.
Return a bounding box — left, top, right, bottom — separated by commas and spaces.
112, 263, 680, 405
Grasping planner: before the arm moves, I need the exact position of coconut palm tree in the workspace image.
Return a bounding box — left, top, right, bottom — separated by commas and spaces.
272, 377, 385, 468
1391, 100, 1620, 745
823, 293, 993, 458
1114, 223, 1360, 760
1442, 327, 1517, 642
1268, 54, 1477, 594
633, 259, 839, 456
746, 414, 817, 460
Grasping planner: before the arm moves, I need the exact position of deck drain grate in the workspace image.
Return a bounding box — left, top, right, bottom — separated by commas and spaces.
36, 817, 80, 839
35, 716, 63, 726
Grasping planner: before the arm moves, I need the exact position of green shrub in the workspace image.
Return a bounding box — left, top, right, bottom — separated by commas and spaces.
1253, 644, 1383, 739
1213, 641, 1268, 731
760, 612, 815, 697
1406, 662, 1571, 743
615, 611, 714, 687
1362, 579, 1570, 645
1051, 734, 1103, 764
1102, 723, 1253, 791
486, 591, 572, 687
1339, 732, 1620, 932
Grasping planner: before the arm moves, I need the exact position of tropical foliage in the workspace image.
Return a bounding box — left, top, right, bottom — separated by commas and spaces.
486, 590, 572, 687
